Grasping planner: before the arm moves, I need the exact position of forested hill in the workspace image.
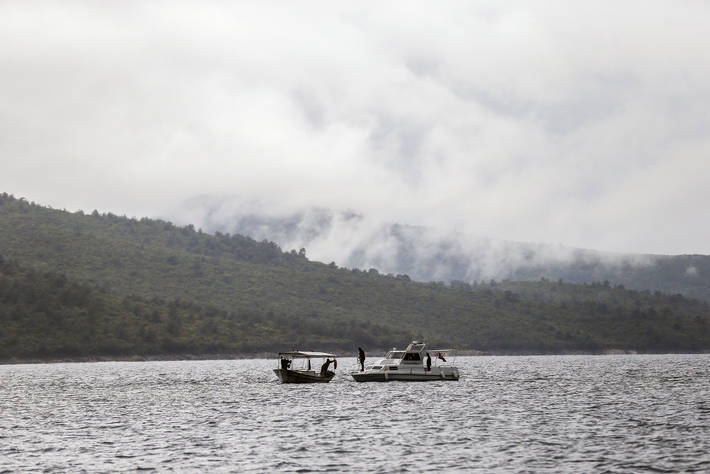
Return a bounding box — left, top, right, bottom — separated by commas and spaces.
1, 193, 709, 360
0, 256, 410, 359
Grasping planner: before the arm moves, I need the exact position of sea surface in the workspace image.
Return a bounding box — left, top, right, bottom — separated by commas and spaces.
1, 355, 709, 472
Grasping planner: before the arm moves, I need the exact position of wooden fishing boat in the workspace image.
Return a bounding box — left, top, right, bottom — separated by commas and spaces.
273, 351, 338, 383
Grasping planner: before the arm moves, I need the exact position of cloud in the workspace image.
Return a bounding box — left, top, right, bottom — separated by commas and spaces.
175, 194, 663, 289
1, 1, 710, 254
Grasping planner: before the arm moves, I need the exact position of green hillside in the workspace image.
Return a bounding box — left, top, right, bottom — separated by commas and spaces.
1, 192, 709, 359
0, 256, 412, 359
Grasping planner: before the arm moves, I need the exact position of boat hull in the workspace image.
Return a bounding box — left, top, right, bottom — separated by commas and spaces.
274, 368, 334, 383
351, 367, 459, 382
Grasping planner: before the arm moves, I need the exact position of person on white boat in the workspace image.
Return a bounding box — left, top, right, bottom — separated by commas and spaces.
426, 353, 431, 372
358, 347, 366, 372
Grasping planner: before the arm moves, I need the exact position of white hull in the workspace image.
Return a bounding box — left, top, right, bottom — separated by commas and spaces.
352, 366, 459, 382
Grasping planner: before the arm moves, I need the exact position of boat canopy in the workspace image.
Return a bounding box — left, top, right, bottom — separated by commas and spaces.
278, 351, 337, 358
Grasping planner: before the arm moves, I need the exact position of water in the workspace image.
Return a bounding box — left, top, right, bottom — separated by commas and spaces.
1, 355, 709, 472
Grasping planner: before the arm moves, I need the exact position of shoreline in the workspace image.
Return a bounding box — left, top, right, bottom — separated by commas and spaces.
2, 348, 708, 365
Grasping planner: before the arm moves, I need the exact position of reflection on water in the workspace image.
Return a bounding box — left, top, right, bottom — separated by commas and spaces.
1, 355, 709, 472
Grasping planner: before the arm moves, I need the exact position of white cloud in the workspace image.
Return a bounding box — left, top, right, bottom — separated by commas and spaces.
1, 0, 709, 254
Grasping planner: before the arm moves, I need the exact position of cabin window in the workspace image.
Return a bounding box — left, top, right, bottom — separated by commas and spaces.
403, 353, 421, 361
386, 366, 398, 371
372, 366, 382, 370
385, 351, 404, 359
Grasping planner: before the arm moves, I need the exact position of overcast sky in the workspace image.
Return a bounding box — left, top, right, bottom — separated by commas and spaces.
2, 1, 709, 255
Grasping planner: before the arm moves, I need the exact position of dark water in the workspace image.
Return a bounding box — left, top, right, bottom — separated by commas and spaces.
1, 355, 709, 472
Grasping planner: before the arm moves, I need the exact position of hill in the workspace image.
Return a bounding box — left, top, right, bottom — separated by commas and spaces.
1, 192, 709, 359
0, 256, 411, 360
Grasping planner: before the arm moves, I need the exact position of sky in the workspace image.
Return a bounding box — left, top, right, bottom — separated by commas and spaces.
2, 1, 710, 255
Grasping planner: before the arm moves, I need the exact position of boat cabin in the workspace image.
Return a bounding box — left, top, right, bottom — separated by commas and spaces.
372, 341, 452, 370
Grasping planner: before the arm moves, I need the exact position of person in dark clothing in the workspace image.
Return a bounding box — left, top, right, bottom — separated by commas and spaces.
280, 357, 291, 370
426, 353, 431, 372
358, 347, 366, 372
320, 358, 333, 376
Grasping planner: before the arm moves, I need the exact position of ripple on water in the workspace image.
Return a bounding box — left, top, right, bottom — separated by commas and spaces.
1, 355, 709, 472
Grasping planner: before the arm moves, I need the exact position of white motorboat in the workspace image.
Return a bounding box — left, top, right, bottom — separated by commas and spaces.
351, 341, 459, 382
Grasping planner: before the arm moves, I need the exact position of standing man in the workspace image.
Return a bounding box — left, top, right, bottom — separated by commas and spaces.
358, 347, 366, 372
426, 352, 432, 372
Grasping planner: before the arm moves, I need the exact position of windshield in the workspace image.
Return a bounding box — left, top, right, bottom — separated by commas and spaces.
385, 351, 405, 359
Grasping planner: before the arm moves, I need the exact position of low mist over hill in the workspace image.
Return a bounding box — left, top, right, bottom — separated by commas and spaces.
174, 195, 710, 302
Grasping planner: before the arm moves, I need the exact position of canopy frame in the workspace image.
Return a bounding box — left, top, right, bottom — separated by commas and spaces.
278, 351, 337, 359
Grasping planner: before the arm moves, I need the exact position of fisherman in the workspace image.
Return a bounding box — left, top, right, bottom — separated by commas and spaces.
426, 352, 431, 372
358, 347, 366, 372
320, 358, 334, 376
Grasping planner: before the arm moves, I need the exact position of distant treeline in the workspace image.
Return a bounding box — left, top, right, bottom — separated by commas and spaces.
1, 192, 709, 360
